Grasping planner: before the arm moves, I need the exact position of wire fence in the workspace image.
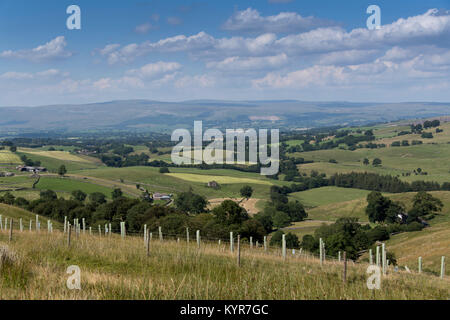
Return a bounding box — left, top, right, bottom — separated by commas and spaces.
0, 214, 447, 280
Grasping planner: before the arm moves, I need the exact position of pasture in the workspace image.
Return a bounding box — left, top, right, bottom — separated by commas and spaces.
34, 177, 116, 198
165, 173, 273, 186
289, 187, 372, 208
17, 151, 100, 172
73, 166, 284, 200
296, 143, 450, 184
0, 229, 448, 299
0, 150, 21, 164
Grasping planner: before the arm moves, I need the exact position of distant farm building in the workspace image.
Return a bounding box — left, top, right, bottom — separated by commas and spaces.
0, 172, 15, 177
152, 193, 172, 201
16, 166, 47, 173
207, 181, 220, 189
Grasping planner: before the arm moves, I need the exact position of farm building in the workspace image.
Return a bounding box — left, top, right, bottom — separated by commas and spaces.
0, 172, 15, 177
153, 193, 172, 201
16, 165, 47, 173
207, 181, 220, 189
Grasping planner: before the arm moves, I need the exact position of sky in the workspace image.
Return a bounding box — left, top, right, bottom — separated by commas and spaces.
0, 0, 450, 106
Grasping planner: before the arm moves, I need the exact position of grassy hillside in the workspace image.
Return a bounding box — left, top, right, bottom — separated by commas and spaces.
0, 231, 448, 299
34, 176, 117, 199
73, 166, 285, 200
295, 122, 450, 184
289, 187, 372, 208
387, 221, 450, 276
0, 150, 21, 165
0, 203, 62, 228
17, 151, 100, 172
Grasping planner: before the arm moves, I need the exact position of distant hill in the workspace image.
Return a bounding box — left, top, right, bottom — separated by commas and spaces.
0, 100, 449, 133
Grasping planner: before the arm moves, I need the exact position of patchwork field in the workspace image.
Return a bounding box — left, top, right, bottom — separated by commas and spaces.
304, 190, 450, 223
17, 151, 100, 172
73, 166, 285, 200
0, 150, 21, 164
165, 173, 273, 186
296, 143, 450, 184
18, 148, 93, 163
289, 187, 373, 208
34, 177, 117, 199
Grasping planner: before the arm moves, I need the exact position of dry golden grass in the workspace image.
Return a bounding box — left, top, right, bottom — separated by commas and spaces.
0, 230, 448, 300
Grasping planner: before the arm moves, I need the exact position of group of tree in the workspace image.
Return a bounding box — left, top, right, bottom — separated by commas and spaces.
330, 172, 443, 193
365, 191, 443, 225
300, 218, 397, 262
253, 186, 308, 233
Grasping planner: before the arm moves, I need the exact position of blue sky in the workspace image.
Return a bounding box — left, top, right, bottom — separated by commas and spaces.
0, 0, 449, 106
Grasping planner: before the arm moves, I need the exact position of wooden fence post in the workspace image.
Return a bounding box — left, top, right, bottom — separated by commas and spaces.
67, 224, 71, 248
186, 227, 189, 244
89, 227, 92, 235
109, 223, 112, 237
29, 220, 32, 231
146, 230, 150, 257
418, 257, 422, 274
319, 238, 323, 265
230, 232, 234, 253
376, 246, 380, 267
64, 216, 67, 233
159, 226, 162, 242
282, 234, 286, 261
237, 235, 241, 267
441, 256, 446, 279
19, 218, 23, 232
9, 219, 13, 242
144, 224, 147, 245
196, 230, 200, 249
99, 225, 102, 237
343, 251, 347, 284
264, 236, 267, 252
369, 249, 373, 265
250, 236, 253, 249
382, 243, 386, 276
0, 215, 2, 230
338, 251, 341, 262
82, 218, 86, 234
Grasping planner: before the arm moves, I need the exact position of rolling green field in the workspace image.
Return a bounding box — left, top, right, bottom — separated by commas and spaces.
0, 203, 62, 228
73, 166, 286, 200
17, 151, 101, 172
165, 173, 273, 186
34, 177, 116, 199
294, 121, 450, 184
18, 148, 94, 163
289, 187, 373, 208
0, 150, 21, 164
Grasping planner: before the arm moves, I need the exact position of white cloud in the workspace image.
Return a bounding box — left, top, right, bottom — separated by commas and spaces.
135, 23, 156, 34
126, 61, 182, 79
97, 9, 450, 66
0, 36, 72, 62
207, 53, 288, 71
0, 69, 67, 80
223, 8, 336, 34
175, 74, 216, 88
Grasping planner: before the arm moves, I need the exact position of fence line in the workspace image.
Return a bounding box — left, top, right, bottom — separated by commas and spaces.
0, 216, 447, 280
